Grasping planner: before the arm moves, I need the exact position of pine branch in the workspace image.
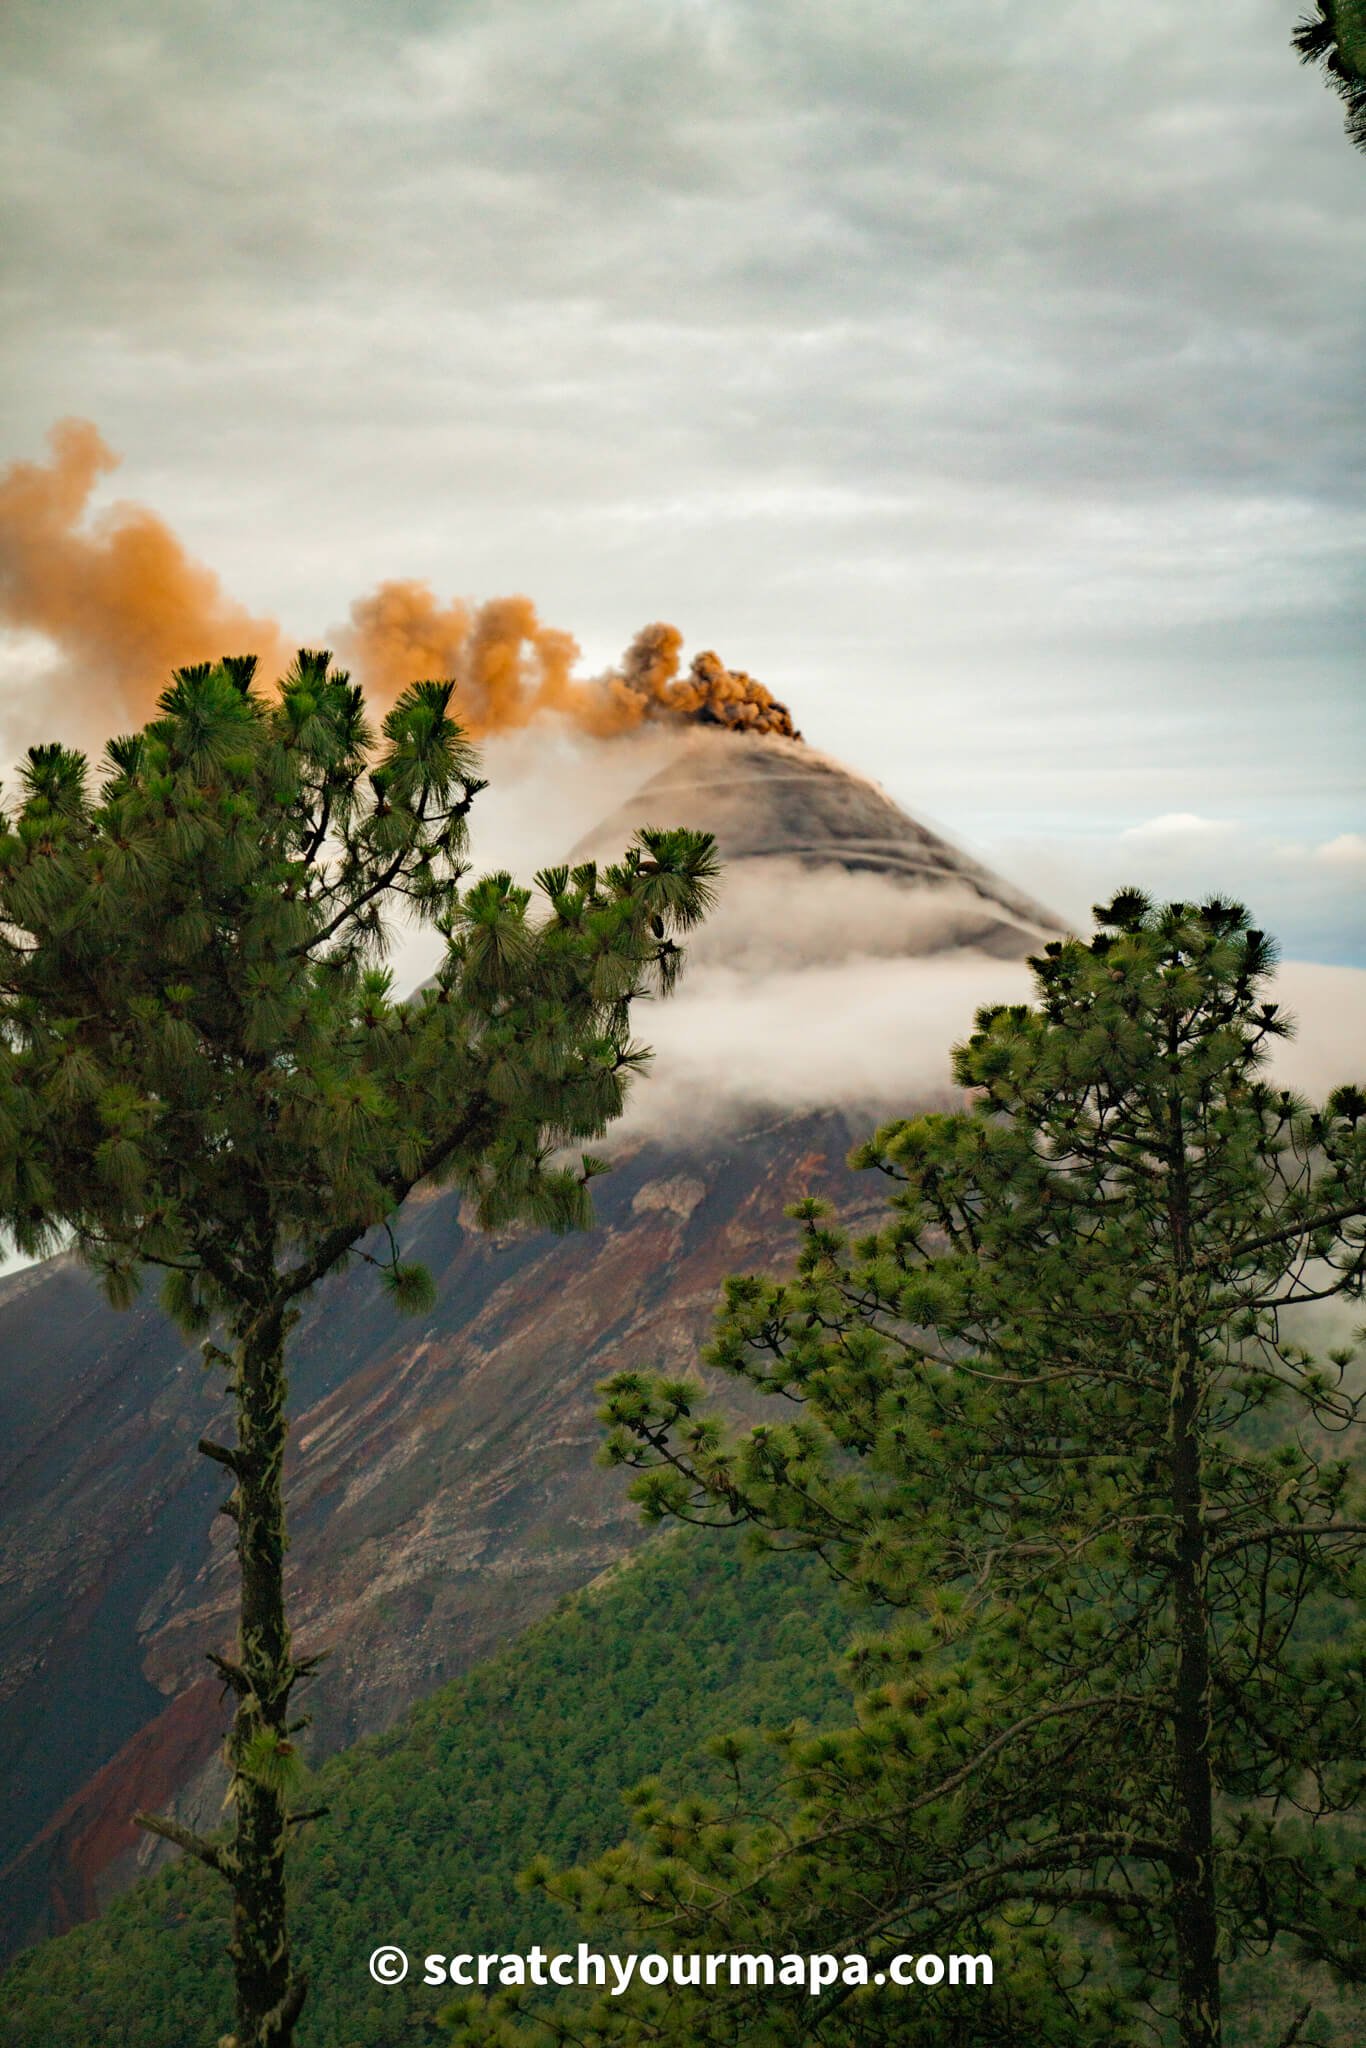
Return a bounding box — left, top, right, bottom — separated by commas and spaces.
275, 1100, 489, 1303
1206, 1521, 1366, 1563
197, 1437, 242, 1474
207, 1650, 251, 1696
1273, 2001, 1314, 2048
1206, 1201, 1366, 1272
133, 1810, 228, 1874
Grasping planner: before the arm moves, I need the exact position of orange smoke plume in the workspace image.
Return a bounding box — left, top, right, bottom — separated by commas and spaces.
614, 622, 798, 737
341, 585, 627, 737
341, 590, 799, 739
0, 420, 799, 746
0, 419, 292, 732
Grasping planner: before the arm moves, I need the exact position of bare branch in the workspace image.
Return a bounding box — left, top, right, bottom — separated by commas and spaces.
133, 1810, 228, 1875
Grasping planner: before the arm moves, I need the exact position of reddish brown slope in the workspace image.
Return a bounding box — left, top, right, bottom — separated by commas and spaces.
0, 1110, 886, 1954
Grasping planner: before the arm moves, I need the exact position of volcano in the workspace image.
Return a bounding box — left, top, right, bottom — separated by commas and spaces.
0, 735, 1059, 1955
573, 733, 1059, 959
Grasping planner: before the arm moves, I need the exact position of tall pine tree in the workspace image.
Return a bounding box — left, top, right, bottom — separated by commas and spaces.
452, 895, 1366, 2048
0, 653, 717, 2048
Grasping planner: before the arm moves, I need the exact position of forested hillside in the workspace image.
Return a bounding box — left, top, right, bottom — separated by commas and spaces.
1, 1505, 1356, 2046
0, 1532, 853, 2047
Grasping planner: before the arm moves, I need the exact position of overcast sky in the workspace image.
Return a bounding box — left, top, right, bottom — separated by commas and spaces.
2, 0, 1362, 960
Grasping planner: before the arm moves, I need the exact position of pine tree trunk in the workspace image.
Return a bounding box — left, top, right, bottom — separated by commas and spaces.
226, 1301, 307, 2048
1165, 1074, 1222, 2048
1169, 1337, 1222, 2048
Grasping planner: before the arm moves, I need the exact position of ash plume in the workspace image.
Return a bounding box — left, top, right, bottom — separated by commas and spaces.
342, 593, 798, 738
611, 622, 799, 737
0, 420, 292, 735
0, 419, 798, 749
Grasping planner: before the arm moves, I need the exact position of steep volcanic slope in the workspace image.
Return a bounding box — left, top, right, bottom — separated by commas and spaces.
573, 733, 1059, 958
0, 733, 1056, 1954
0, 1113, 883, 1954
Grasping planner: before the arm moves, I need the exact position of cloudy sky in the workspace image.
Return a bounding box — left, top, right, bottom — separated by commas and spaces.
2, 0, 1362, 960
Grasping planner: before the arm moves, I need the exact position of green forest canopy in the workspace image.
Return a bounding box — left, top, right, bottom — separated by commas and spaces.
2, 1523, 1353, 2048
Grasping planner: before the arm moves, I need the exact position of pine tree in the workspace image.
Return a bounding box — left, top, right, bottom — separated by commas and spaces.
454, 895, 1366, 2048
1295, 3, 1366, 152
0, 653, 717, 2048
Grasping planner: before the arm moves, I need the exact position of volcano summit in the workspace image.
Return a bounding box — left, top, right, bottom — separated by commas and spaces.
575, 732, 1060, 959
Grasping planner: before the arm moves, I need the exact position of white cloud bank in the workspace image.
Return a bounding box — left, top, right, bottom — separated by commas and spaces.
381, 731, 1366, 1143
619, 946, 1366, 1145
